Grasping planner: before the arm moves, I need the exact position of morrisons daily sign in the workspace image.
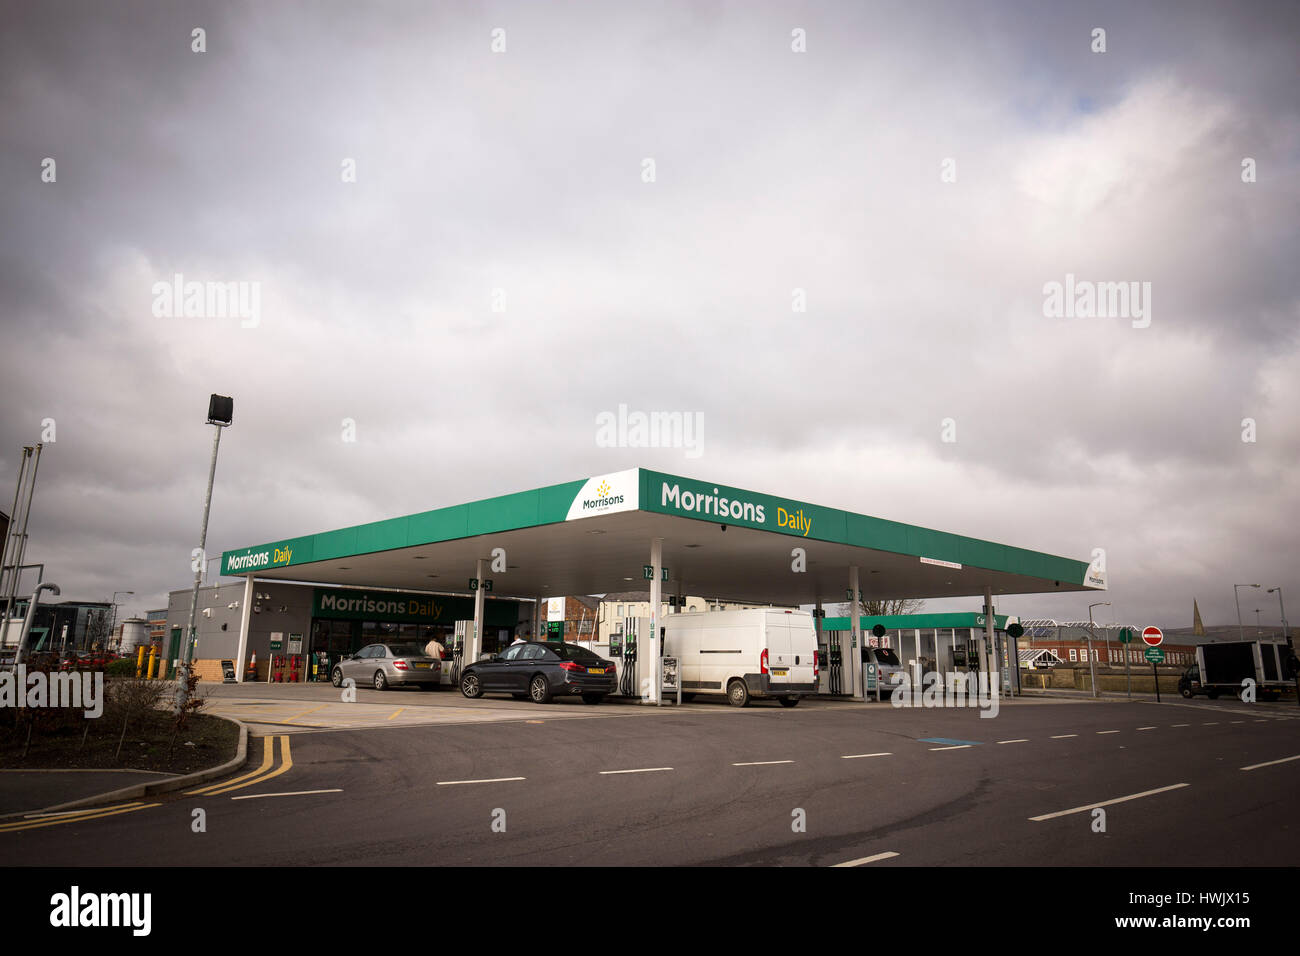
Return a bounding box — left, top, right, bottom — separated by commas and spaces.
645, 471, 824, 538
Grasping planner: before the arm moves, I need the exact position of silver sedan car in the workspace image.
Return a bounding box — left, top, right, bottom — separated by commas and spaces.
330, 643, 442, 691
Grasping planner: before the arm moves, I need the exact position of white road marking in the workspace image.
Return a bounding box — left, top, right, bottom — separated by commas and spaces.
1137, 726, 1156, 730
1171, 723, 1190, 727
1240, 754, 1300, 772
998, 739, 1029, 744
231, 789, 343, 801
1097, 730, 1120, 735
733, 760, 795, 766
1202, 722, 1218, 726
832, 851, 900, 867
436, 776, 527, 785
929, 745, 971, 751
1029, 783, 1189, 822
1230, 720, 1244, 724
1050, 734, 1077, 739
841, 753, 892, 759
598, 767, 673, 775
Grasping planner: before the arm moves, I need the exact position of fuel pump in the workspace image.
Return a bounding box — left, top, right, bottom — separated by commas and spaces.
619, 617, 638, 697
827, 633, 842, 695
451, 620, 471, 684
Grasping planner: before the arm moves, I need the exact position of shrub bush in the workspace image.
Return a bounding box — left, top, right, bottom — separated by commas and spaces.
106, 658, 137, 678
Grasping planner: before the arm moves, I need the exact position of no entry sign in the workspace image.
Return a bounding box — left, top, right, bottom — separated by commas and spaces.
1142, 626, 1164, 647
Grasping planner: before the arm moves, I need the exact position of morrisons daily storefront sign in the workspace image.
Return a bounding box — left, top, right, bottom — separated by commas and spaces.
312, 590, 517, 626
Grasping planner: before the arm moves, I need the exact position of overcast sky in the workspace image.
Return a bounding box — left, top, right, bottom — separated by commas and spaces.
2, 0, 1297, 630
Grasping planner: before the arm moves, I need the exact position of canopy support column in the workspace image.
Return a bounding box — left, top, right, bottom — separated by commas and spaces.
472, 557, 486, 664
235, 575, 255, 682
649, 537, 663, 704
849, 566, 862, 700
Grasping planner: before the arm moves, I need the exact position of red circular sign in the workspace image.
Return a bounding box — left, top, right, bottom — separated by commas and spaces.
1142, 626, 1164, 647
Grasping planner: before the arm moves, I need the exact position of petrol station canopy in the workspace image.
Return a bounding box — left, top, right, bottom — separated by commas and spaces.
220, 468, 1105, 606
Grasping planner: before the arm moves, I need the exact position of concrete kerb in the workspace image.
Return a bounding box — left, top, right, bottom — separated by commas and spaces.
0, 714, 249, 821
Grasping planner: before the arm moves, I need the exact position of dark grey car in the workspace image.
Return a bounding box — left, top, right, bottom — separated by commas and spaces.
331, 642, 442, 690
459, 641, 617, 703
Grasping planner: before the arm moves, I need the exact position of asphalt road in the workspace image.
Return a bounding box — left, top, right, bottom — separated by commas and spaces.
3, 695, 1297, 866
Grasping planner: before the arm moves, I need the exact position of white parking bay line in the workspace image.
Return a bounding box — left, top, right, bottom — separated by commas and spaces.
599, 767, 673, 775
436, 777, 527, 786
231, 789, 343, 801
1137, 726, 1157, 731
1050, 734, 1077, 739
1097, 731, 1120, 735
1029, 784, 1190, 822
998, 739, 1029, 744
832, 851, 900, 867
929, 745, 971, 751
1240, 754, 1300, 772
841, 753, 892, 759
733, 760, 795, 766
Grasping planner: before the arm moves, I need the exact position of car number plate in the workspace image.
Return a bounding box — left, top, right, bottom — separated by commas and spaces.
589, 667, 605, 674
414, 662, 431, 669
772, 668, 788, 676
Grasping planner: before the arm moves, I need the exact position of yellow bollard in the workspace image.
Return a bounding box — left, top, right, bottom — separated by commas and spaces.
147, 645, 159, 679
136, 645, 147, 678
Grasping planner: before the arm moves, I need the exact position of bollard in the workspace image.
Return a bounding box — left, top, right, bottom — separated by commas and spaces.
147, 645, 159, 679
136, 645, 147, 678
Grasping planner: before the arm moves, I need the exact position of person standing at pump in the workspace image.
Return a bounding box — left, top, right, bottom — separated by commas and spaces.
512, 629, 528, 645
424, 635, 446, 660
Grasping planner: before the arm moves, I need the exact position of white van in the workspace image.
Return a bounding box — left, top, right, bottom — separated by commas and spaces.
663, 609, 819, 707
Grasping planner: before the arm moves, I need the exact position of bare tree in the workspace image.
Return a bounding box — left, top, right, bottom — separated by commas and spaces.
835, 597, 926, 617
85, 609, 110, 651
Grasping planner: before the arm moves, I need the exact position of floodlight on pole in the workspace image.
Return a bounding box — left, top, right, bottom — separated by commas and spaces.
179, 395, 232, 714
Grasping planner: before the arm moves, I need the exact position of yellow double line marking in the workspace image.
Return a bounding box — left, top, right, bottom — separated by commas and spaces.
1, 735, 293, 832
187, 735, 292, 797
0, 801, 162, 833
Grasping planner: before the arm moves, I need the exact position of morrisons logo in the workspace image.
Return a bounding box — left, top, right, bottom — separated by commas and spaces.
582, 479, 625, 511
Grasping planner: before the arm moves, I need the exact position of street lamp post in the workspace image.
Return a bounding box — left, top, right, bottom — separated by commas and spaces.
108, 590, 134, 650
1087, 602, 1110, 698
1268, 587, 1289, 646
179, 395, 233, 715
1234, 584, 1261, 641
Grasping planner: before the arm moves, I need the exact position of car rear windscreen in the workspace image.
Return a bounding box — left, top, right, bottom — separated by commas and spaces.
387, 644, 426, 658
550, 643, 604, 661
874, 649, 901, 666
